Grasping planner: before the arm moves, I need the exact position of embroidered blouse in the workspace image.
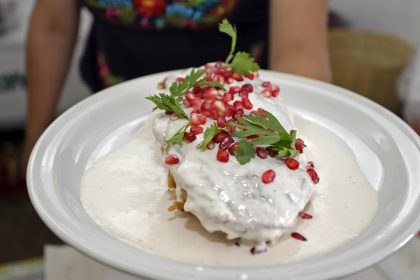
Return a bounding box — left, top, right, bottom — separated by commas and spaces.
81, 0, 268, 91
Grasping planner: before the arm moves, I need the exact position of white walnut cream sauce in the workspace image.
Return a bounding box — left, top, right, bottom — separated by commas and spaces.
81, 113, 378, 267
152, 94, 313, 243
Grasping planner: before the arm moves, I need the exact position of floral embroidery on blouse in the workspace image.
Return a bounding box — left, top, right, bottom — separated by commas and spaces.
97, 51, 125, 87
85, 0, 238, 29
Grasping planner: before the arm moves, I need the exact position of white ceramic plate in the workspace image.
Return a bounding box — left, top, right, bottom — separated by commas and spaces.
27, 70, 420, 280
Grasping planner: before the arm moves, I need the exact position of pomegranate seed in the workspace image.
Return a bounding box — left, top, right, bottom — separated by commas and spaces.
307, 168, 320, 184
271, 85, 280, 97
250, 246, 267, 255
295, 143, 304, 153
257, 108, 267, 118
306, 161, 315, 169
239, 91, 249, 99
225, 105, 235, 117
201, 101, 213, 111
232, 73, 243, 81
226, 77, 234, 84
217, 90, 225, 97
216, 149, 230, 162
291, 232, 307, 241
256, 147, 267, 159
241, 83, 253, 93
203, 87, 217, 100
234, 240, 241, 247
226, 122, 237, 133
223, 92, 234, 103
229, 86, 240, 94
301, 213, 313, 219
224, 70, 233, 78
165, 154, 179, 165
296, 138, 305, 151
209, 109, 218, 119
262, 169, 276, 184
190, 113, 201, 126
213, 131, 229, 143
183, 99, 192, 108
197, 114, 207, 125
233, 109, 244, 119
207, 141, 215, 150
193, 108, 202, 114
245, 73, 254, 80
184, 132, 197, 142
192, 85, 203, 94
185, 92, 195, 100
262, 89, 272, 98
233, 101, 243, 110
216, 76, 225, 84
268, 150, 278, 157
217, 117, 226, 128
214, 101, 226, 113
190, 126, 203, 135
219, 137, 234, 150
190, 98, 201, 108
284, 158, 300, 170
165, 110, 173, 115
228, 142, 238, 155
176, 77, 184, 82
262, 81, 272, 89
202, 110, 211, 117
242, 98, 253, 110
170, 114, 180, 121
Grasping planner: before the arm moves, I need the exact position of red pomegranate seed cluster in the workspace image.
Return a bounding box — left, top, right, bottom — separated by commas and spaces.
175, 62, 282, 165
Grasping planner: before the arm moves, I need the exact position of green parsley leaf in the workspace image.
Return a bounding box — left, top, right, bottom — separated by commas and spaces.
197, 80, 226, 90
230, 52, 260, 75
146, 93, 188, 119
169, 69, 205, 99
197, 123, 221, 150
146, 69, 205, 119
219, 19, 237, 64
165, 122, 189, 149
234, 139, 256, 165
230, 110, 298, 162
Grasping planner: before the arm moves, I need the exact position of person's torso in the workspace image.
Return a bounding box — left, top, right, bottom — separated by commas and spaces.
81, 0, 269, 91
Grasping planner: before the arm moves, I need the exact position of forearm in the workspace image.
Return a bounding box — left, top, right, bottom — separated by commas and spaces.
269, 0, 331, 82
270, 44, 331, 82
25, 0, 79, 148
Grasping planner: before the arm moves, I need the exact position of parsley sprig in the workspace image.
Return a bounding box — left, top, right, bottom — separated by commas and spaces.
197, 123, 221, 150
219, 19, 260, 75
146, 69, 205, 119
231, 109, 298, 164
146, 69, 207, 149
166, 122, 190, 149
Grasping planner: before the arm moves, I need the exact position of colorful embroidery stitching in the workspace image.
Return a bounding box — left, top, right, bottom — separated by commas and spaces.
85, 0, 238, 29
97, 52, 125, 88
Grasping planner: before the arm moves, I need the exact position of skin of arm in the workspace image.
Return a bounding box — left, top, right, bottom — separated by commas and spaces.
269, 0, 332, 82
22, 0, 80, 175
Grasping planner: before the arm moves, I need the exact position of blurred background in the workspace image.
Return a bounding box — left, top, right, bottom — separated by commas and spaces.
0, 0, 419, 279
